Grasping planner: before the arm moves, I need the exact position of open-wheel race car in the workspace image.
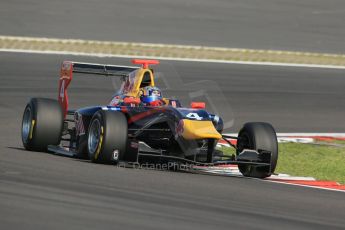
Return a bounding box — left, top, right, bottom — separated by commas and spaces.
21, 59, 278, 178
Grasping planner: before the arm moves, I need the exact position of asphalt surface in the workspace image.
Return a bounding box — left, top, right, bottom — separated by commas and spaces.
1, 0, 345, 53
1, 52, 345, 229
1, 52, 344, 132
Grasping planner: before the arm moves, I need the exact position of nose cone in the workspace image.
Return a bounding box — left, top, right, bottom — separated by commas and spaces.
179, 119, 222, 140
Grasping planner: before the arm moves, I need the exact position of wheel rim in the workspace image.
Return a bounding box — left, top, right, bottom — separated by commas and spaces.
22, 107, 32, 144
88, 119, 101, 154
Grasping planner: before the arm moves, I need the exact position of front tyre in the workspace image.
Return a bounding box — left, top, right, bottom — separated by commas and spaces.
21, 98, 63, 151
236, 122, 278, 178
87, 110, 128, 164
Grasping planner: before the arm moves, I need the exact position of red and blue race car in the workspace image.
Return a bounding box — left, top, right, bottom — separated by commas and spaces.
21, 59, 278, 178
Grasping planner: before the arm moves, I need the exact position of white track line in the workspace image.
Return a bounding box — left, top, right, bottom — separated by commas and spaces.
2, 48, 345, 69
276, 133, 345, 137
224, 133, 345, 137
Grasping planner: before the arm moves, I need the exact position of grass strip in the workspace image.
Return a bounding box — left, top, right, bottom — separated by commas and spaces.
220, 141, 345, 184
1, 36, 345, 66
276, 142, 345, 184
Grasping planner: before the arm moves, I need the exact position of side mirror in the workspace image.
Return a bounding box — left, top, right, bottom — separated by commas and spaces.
191, 102, 205, 109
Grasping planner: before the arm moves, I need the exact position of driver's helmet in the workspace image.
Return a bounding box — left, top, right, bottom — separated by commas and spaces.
140, 86, 163, 105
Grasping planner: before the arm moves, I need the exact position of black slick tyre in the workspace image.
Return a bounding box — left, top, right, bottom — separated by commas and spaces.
236, 122, 278, 178
87, 110, 128, 164
21, 98, 63, 151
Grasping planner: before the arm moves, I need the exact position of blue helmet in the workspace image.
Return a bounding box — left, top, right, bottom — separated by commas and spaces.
140, 86, 162, 104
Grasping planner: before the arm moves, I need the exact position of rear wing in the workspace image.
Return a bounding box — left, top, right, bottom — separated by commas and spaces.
72, 62, 139, 76
58, 61, 139, 117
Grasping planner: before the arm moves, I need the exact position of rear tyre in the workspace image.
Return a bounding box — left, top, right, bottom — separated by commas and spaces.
21, 98, 63, 151
236, 122, 278, 178
87, 110, 128, 164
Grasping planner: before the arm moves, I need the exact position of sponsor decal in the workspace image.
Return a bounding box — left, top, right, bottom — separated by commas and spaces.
62, 62, 72, 71
112, 150, 119, 161
109, 96, 121, 106
130, 141, 139, 149
60, 62, 72, 80
175, 120, 184, 138
59, 79, 65, 102
75, 113, 85, 136
101, 106, 121, 111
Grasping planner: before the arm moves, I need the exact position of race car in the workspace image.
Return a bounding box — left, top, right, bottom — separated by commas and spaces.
21, 59, 278, 178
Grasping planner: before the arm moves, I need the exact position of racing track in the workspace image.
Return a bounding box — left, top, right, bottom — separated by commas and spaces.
1, 52, 345, 229
1, 0, 345, 53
